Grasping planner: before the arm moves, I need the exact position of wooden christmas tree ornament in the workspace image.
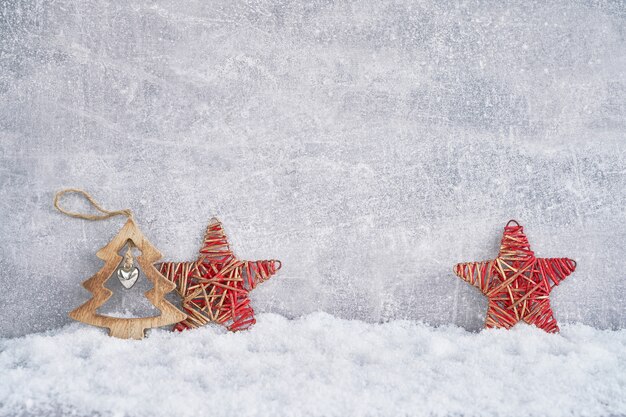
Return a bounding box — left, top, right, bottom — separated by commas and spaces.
54, 189, 187, 339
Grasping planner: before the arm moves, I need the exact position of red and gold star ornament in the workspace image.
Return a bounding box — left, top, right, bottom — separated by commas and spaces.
453, 220, 576, 333
159, 218, 281, 332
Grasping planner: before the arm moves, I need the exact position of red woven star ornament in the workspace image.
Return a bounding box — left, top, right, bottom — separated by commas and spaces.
453, 220, 576, 333
159, 218, 281, 332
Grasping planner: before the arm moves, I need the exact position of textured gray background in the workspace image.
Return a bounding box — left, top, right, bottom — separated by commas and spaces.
0, 0, 624, 337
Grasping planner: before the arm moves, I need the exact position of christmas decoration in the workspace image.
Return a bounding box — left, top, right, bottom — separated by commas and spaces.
159, 218, 281, 332
453, 220, 576, 333
54, 189, 187, 339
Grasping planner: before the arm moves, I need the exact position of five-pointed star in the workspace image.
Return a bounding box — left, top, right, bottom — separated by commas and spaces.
159, 218, 281, 331
454, 220, 576, 333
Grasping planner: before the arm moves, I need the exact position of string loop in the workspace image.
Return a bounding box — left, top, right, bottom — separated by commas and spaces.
53, 188, 133, 221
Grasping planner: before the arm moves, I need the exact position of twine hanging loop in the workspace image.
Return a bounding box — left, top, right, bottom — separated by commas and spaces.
53, 188, 133, 221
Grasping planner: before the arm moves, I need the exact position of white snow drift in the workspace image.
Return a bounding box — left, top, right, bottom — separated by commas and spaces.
0, 313, 624, 417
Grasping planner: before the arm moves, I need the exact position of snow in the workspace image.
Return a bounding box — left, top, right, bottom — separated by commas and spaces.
1, 313, 625, 417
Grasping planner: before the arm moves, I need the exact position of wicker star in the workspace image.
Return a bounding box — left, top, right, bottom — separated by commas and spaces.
454, 220, 576, 333
159, 218, 281, 332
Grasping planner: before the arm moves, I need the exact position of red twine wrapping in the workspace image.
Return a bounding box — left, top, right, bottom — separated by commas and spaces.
454, 220, 576, 333
159, 219, 281, 332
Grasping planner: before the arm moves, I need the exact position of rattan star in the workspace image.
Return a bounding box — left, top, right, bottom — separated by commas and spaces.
159, 218, 281, 332
454, 220, 576, 333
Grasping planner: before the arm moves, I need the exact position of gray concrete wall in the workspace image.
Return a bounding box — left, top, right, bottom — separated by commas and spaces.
1, 0, 624, 337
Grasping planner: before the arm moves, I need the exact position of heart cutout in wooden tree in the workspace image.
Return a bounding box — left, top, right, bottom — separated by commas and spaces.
117, 248, 140, 289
